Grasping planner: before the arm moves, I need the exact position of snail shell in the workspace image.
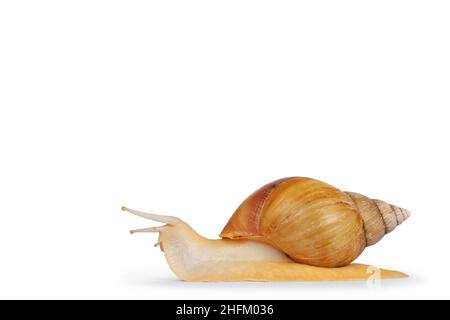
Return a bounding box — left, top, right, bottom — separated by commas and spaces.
220, 177, 410, 267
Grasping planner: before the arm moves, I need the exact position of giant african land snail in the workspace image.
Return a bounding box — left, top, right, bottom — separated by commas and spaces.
124, 177, 409, 281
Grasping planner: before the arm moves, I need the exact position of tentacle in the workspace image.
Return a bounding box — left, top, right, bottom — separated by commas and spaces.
122, 206, 183, 225
129, 226, 166, 234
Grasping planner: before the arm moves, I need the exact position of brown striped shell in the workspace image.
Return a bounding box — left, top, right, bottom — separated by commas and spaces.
220, 177, 410, 267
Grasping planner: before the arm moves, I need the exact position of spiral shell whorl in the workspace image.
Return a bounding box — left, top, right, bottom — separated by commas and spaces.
346, 192, 411, 247
220, 177, 410, 268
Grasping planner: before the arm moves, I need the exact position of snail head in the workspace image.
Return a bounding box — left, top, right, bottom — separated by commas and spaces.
122, 206, 187, 250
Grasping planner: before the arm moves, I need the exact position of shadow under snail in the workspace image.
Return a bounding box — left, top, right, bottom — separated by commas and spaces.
123, 177, 410, 281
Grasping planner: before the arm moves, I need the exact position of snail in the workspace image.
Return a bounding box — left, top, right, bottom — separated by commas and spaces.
124, 177, 410, 281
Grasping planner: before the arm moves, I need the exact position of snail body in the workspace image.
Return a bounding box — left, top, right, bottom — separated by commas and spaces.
124, 177, 410, 281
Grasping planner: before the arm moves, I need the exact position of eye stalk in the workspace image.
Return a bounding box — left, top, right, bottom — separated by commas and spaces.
121, 206, 183, 225
128, 226, 166, 234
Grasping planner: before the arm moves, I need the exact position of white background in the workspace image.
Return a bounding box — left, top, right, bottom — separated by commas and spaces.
0, 1, 449, 300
